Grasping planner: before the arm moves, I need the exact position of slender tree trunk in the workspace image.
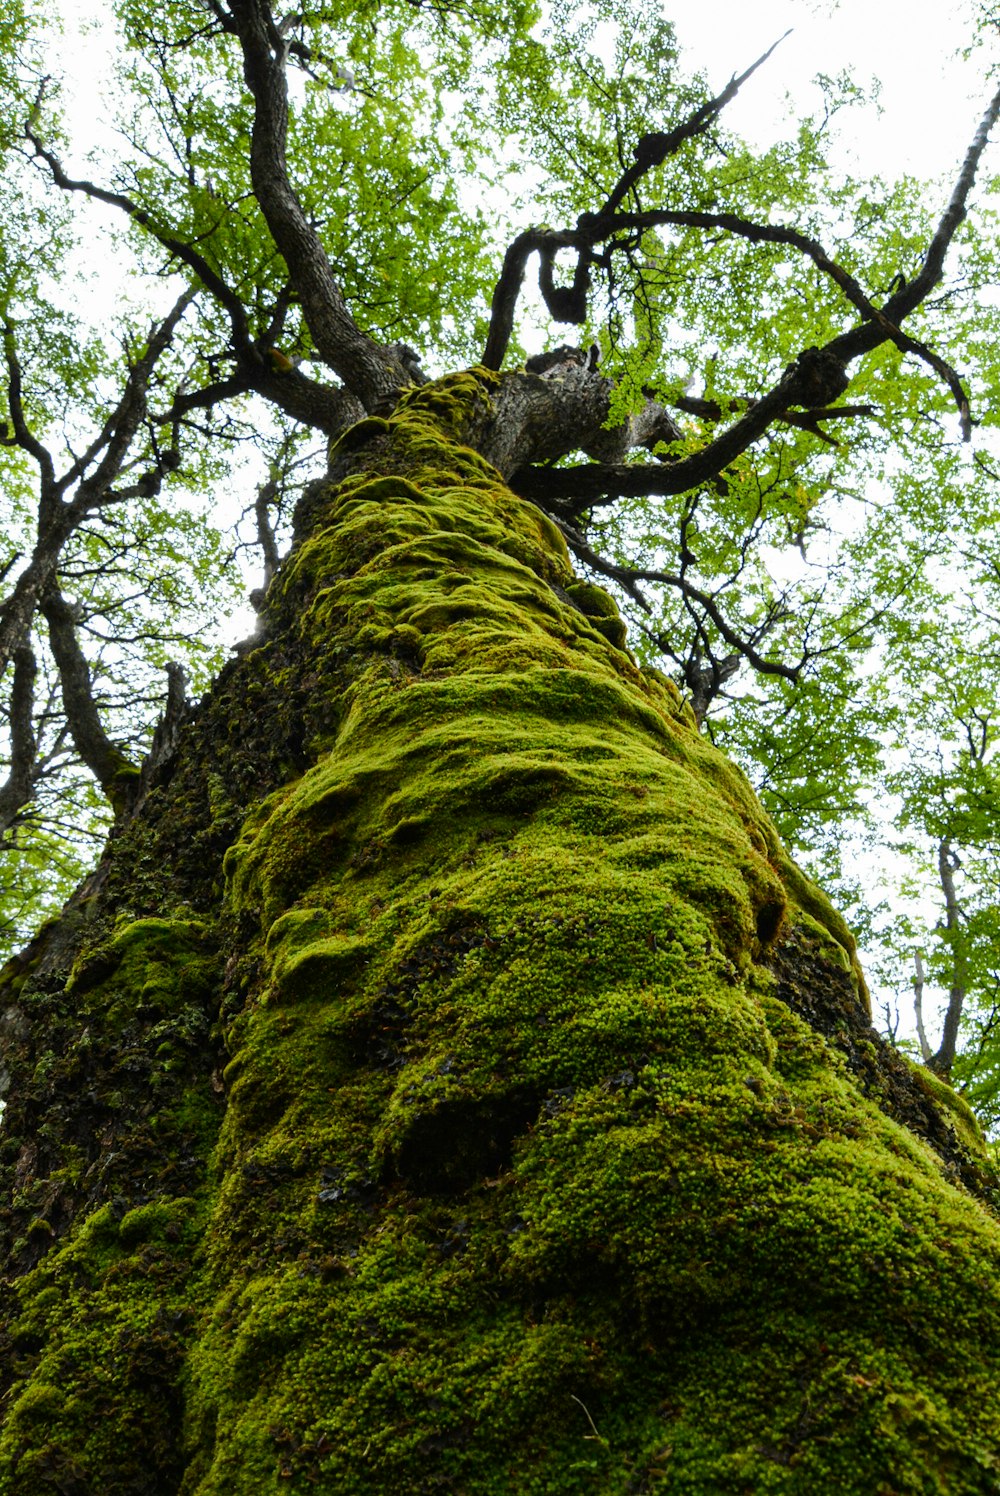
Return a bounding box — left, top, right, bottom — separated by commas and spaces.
0, 373, 999, 1494
932, 836, 968, 1077
914, 948, 933, 1063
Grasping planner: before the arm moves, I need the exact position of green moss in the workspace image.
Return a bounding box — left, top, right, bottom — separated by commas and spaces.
0, 1199, 203, 1494
5, 369, 1000, 1494
108, 757, 142, 817
911, 1062, 986, 1157
327, 416, 392, 459
563, 579, 631, 645
183, 376, 1000, 1491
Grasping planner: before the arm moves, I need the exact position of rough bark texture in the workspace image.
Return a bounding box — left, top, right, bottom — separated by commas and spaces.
0, 370, 999, 1494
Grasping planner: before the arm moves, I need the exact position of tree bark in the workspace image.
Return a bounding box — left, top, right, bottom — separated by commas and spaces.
932, 836, 969, 1078
914, 948, 933, 1064
0, 372, 999, 1494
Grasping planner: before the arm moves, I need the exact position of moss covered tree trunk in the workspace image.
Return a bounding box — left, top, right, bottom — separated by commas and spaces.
1, 371, 999, 1494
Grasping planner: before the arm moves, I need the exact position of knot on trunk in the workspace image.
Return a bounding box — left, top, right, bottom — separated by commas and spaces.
786, 345, 850, 406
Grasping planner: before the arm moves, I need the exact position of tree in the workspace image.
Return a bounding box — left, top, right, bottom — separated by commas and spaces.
2, 0, 1000, 1490
871, 620, 1000, 1104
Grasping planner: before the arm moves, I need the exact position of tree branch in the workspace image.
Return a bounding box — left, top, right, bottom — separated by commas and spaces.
482, 36, 789, 368
827, 79, 1000, 376
596, 34, 791, 221
672, 393, 875, 430
255, 475, 281, 586
510, 345, 850, 502
607, 205, 974, 436
25, 130, 253, 348
487, 75, 1000, 456
886, 80, 1000, 323
41, 586, 137, 815
2, 323, 55, 491
225, 0, 411, 410
913, 950, 933, 1065
0, 641, 39, 835
24, 118, 369, 433
931, 836, 968, 1078
482, 228, 576, 369
555, 519, 801, 683
67, 291, 193, 514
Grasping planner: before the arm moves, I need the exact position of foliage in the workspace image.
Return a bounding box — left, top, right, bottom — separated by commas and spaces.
0, 0, 999, 1089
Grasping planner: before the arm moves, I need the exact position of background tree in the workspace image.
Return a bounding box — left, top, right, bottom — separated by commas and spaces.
861, 608, 1000, 1112
3, 0, 1000, 1490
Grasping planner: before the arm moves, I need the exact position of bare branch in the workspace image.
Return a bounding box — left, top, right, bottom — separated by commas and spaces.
157, 372, 252, 421
0, 549, 70, 686
597, 35, 792, 220
672, 394, 875, 427
482, 228, 575, 369
826, 79, 1000, 377
676, 641, 741, 725
2, 323, 55, 490
243, 363, 369, 436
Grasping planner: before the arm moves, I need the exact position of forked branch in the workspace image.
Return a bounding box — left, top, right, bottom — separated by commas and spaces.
482, 35, 790, 369
494, 73, 1000, 496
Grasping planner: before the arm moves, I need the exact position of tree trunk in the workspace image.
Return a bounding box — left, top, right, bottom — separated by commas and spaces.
932, 836, 969, 1079
0, 371, 998, 1494
913, 948, 933, 1064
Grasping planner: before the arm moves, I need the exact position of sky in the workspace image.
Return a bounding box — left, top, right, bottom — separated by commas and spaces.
673, 0, 992, 184
52, 0, 996, 182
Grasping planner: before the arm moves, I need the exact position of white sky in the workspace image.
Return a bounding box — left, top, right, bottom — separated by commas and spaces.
674, 0, 991, 183
52, 0, 996, 182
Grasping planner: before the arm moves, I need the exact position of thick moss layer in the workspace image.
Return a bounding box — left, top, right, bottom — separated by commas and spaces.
2, 371, 999, 1494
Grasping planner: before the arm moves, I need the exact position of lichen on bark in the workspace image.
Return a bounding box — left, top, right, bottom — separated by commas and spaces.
1, 371, 999, 1494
